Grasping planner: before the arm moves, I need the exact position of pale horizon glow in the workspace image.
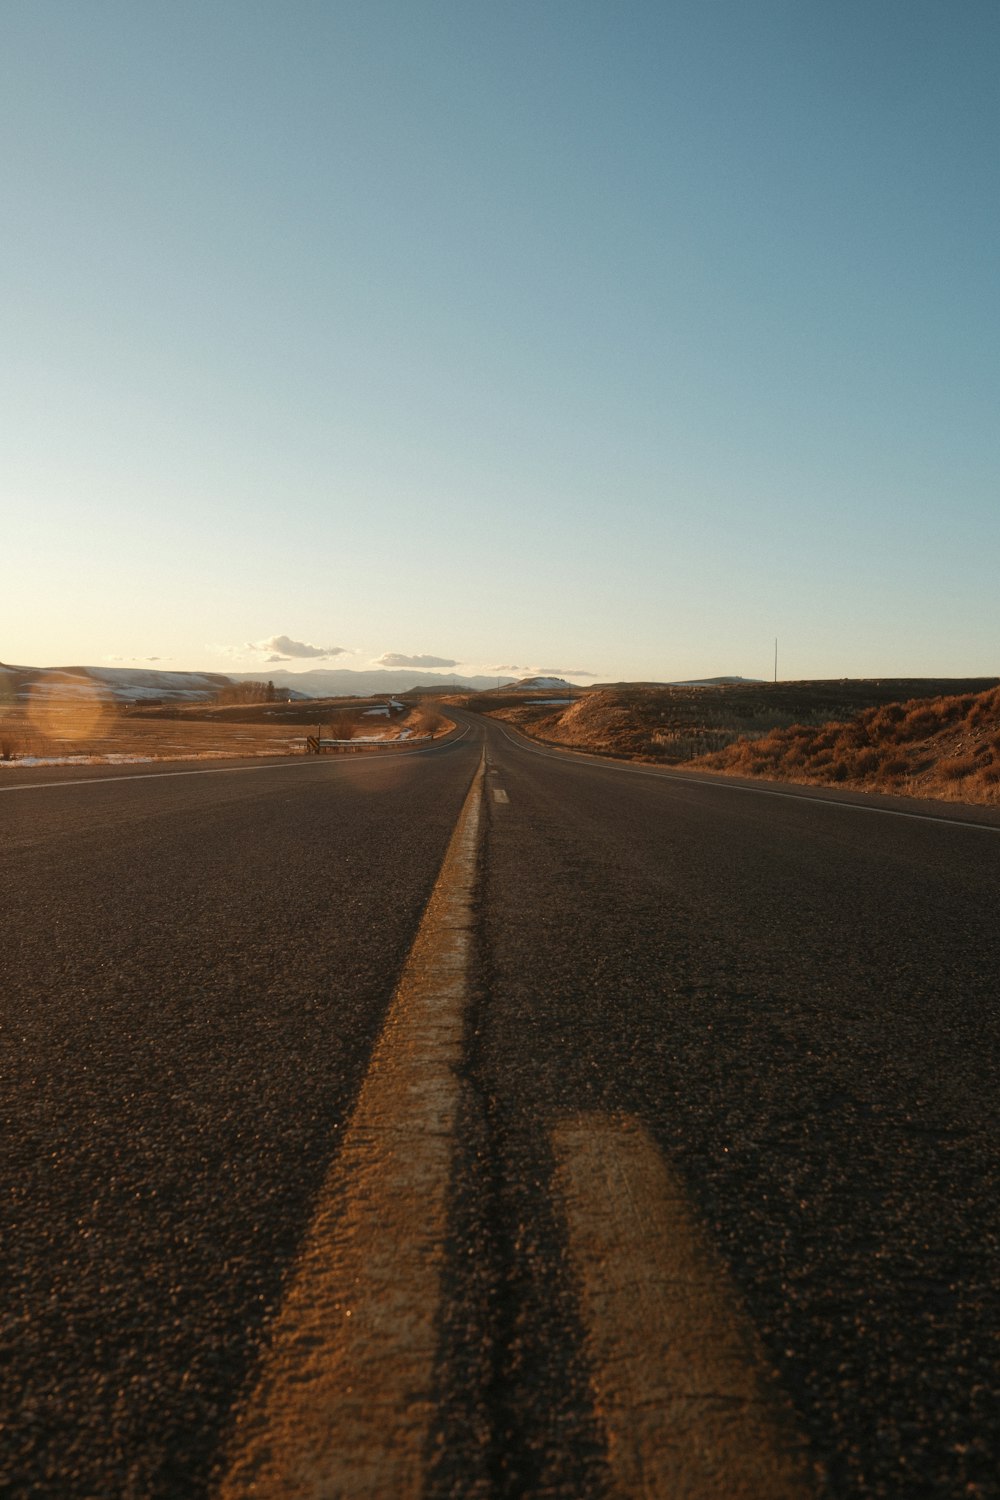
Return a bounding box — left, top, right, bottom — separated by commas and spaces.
3, 2, 998, 684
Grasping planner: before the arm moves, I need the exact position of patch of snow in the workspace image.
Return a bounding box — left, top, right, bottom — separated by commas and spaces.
1, 754, 156, 767
86, 667, 230, 694
0, 749, 299, 769
7, 665, 236, 704
510, 676, 572, 692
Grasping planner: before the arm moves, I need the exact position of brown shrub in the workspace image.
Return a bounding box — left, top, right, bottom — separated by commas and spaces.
407, 709, 448, 737
686, 682, 1000, 804
938, 755, 978, 780
966, 690, 1000, 729
870, 703, 906, 731
900, 707, 940, 740
855, 747, 883, 776
842, 722, 874, 750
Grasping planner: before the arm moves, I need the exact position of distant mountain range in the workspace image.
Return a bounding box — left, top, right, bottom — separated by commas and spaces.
0, 661, 519, 702
674, 675, 764, 686
229, 667, 518, 697
0, 662, 764, 704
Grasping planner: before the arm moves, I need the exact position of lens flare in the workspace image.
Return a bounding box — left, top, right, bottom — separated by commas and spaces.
26, 673, 117, 748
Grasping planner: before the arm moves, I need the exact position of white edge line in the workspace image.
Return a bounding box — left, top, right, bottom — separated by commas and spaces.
0, 725, 472, 793
494, 723, 1000, 834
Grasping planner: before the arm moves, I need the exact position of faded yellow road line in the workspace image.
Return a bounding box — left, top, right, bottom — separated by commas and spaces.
552, 1113, 814, 1500
217, 754, 485, 1500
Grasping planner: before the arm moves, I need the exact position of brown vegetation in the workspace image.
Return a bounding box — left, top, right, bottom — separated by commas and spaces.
463, 678, 1000, 806
693, 685, 1000, 803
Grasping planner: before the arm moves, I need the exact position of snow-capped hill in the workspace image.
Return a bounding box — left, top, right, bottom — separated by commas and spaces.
511, 676, 573, 692
84, 667, 235, 700
1, 663, 234, 703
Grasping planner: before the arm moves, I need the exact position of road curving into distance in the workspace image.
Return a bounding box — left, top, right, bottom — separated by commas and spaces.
3, 714, 1000, 1498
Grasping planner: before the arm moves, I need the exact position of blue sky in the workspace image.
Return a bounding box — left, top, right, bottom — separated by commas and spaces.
3, 0, 997, 682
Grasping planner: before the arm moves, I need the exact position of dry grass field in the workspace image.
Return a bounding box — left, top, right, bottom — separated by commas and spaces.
468, 679, 1000, 806
0, 690, 452, 766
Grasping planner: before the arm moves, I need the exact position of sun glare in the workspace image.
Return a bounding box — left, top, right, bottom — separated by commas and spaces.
27, 674, 117, 746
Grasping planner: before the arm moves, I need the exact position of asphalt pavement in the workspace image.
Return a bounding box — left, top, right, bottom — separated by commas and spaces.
3, 719, 1000, 1498
0, 737, 480, 1498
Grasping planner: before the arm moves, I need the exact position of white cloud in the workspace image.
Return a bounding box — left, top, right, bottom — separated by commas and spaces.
252, 635, 348, 660
265, 654, 291, 663
374, 652, 459, 669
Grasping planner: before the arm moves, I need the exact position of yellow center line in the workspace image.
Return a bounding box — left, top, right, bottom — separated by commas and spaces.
552, 1113, 816, 1500
217, 753, 485, 1500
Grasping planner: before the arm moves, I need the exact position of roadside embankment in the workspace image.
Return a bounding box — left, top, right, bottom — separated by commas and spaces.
691, 684, 1000, 804
474, 680, 1000, 806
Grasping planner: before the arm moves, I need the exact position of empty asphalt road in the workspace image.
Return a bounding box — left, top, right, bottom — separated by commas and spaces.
3, 717, 1000, 1499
